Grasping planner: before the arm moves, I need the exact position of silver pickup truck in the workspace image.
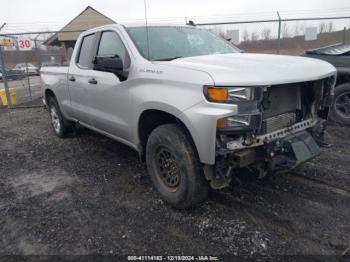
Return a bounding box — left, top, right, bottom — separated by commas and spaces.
41, 24, 336, 208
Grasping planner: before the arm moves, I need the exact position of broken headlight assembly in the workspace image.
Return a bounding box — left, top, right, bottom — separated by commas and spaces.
216, 114, 262, 132
204, 86, 263, 132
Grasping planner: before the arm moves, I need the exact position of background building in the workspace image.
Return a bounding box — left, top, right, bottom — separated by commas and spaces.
45, 6, 116, 56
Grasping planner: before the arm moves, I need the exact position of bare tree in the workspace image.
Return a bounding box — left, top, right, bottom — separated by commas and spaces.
261, 28, 271, 40
293, 22, 301, 36
209, 26, 224, 37
251, 32, 259, 41
327, 21, 334, 32
299, 23, 306, 35
36, 25, 52, 42
243, 29, 250, 42
218, 31, 225, 38
319, 22, 326, 33
282, 23, 289, 38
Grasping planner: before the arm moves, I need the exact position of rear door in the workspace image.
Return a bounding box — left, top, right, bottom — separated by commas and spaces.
67, 33, 97, 125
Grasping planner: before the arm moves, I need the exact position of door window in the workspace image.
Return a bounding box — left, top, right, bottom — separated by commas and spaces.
77, 34, 95, 68
97, 31, 130, 68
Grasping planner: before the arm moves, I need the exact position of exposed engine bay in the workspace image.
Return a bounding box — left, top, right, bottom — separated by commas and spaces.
206, 76, 336, 189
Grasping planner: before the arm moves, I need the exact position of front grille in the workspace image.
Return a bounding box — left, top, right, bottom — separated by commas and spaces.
260, 112, 296, 134
262, 84, 300, 119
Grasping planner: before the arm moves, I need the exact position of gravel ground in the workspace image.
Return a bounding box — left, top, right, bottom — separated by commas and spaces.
0, 107, 349, 261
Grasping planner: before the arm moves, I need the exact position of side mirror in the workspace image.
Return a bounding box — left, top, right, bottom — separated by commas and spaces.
93, 55, 123, 72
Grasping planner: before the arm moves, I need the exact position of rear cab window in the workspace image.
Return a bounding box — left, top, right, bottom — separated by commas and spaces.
77, 34, 95, 68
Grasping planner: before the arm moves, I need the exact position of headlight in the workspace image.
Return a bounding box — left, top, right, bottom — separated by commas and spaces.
217, 114, 262, 131
204, 86, 256, 103
217, 115, 251, 128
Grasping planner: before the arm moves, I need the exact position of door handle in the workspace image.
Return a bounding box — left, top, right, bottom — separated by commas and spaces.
88, 78, 98, 84
68, 76, 76, 82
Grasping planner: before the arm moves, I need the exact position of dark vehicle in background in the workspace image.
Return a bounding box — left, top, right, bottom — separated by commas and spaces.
0, 67, 25, 81
304, 44, 350, 125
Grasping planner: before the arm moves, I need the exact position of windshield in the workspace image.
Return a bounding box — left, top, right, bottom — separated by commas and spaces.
126, 26, 240, 61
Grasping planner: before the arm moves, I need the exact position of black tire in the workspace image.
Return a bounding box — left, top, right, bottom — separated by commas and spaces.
47, 96, 72, 137
330, 83, 350, 125
146, 124, 209, 209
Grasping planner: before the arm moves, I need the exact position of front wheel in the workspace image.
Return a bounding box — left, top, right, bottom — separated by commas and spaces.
146, 124, 209, 209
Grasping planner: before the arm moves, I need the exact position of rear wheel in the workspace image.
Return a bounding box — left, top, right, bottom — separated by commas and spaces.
47, 96, 72, 137
330, 83, 350, 125
146, 124, 209, 209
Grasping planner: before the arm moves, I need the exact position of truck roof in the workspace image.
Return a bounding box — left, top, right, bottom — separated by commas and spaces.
124, 23, 193, 28
84, 23, 194, 33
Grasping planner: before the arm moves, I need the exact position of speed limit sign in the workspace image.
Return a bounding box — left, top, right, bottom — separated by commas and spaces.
17, 37, 33, 51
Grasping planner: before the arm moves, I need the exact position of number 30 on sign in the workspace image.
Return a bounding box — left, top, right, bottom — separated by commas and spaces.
18, 37, 33, 51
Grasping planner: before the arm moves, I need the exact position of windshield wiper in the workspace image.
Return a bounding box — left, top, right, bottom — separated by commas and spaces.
153, 56, 183, 61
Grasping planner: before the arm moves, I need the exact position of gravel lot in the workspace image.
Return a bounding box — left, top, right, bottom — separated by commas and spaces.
0, 107, 349, 261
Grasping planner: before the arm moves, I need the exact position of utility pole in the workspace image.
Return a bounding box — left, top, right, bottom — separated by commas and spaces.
0, 23, 6, 31
0, 22, 13, 108
277, 12, 281, 54
344, 27, 347, 44
34, 34, 42, 69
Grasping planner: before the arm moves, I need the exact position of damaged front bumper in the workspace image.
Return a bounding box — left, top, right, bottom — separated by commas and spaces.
205, 120, 324, 189
204, 76, 335, 189
263, 130, 321, 171
225, 118, 317, 151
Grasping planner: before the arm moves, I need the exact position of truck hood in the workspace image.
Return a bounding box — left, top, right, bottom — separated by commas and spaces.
157, 53, 336, 86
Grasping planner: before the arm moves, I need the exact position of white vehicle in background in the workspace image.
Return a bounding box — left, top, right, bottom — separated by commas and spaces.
13, 63, 39, 76
41, 62, 61, 67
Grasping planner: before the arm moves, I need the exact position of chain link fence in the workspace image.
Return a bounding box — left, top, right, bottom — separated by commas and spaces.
279, 18, 350, 55
1, 15, 350, 109
197, 16, 350, 55
0, 31, 78, 108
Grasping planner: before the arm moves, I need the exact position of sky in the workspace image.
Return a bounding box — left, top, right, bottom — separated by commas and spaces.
0, 0, 350, 33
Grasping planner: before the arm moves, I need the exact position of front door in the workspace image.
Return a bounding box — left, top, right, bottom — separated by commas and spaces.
85, 30, 133, 142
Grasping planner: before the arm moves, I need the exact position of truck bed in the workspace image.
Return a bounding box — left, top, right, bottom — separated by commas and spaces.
40, 66, 70, 107
40, 66, 69, 76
